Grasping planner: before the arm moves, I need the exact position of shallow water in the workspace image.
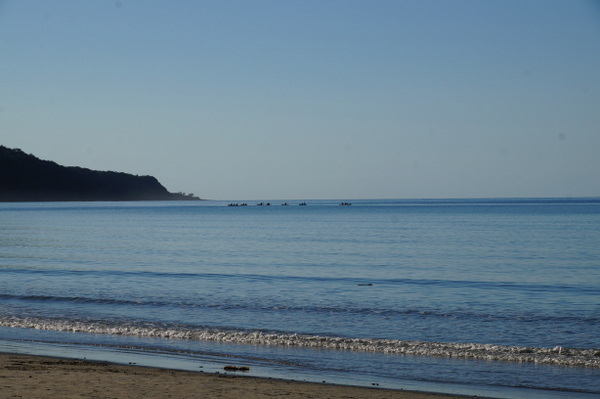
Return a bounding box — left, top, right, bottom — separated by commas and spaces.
1, 198, 599, 397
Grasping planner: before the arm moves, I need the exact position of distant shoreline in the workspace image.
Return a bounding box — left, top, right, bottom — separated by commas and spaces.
0, 145, 200, 202
0, 197, 203, 203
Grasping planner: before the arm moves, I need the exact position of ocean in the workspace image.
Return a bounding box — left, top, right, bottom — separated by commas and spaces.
1, 198, 599, 398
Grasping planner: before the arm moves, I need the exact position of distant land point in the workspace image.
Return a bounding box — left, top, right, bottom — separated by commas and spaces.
0, 145, 200, 202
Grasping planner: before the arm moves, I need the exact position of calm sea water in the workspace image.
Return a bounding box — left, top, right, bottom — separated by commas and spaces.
1, 198, 599, 398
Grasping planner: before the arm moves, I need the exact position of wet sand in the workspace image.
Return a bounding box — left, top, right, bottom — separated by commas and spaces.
0, 352, 477, 399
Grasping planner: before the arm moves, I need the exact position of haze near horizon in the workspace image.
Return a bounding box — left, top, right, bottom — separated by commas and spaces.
1, 0, 599, 200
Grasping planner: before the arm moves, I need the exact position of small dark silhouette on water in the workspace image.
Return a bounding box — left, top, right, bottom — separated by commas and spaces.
0, 145, 200, 202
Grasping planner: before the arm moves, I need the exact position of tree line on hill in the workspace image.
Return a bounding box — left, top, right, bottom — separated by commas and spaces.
0, 145, 199, 202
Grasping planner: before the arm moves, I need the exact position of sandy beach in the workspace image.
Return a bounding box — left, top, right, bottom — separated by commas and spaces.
0, 352, 475, 399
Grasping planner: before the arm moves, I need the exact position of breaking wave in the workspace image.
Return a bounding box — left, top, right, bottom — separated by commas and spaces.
2, 316, 599, 368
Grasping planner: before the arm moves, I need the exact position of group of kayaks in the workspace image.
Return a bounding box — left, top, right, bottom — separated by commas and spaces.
227, 202, 307, 206
227, 201, 352, 207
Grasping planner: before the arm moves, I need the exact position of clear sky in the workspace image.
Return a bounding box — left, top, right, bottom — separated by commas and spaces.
1, 0, 599, 200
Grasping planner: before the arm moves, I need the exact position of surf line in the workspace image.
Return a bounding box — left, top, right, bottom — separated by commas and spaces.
2, 317, 599, 368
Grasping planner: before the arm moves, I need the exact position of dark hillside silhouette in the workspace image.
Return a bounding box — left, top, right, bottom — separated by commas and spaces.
0, 145, 199, 201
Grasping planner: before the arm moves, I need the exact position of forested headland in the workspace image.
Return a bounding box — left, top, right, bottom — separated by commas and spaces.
0, 145, 199, 202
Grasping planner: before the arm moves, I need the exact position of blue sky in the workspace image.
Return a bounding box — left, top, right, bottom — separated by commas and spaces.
1, 0, 599, 200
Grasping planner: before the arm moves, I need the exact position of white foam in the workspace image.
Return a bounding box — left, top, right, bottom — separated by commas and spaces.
2, 317, 599, 368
